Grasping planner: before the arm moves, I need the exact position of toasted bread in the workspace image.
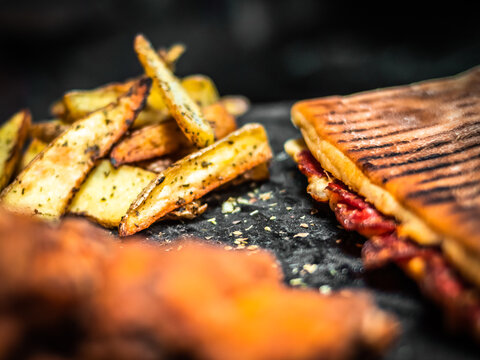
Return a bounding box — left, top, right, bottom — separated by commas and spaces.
292, 67, 480, 286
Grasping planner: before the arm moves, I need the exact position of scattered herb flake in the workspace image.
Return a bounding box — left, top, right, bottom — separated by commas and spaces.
293, 232, 309, 238
319, 285, 332, 294
303, 264, 318, 274
289, 278, 307, 287
259, 191, 272, 201
221, 197, 237, 213
237, 197, 249, 205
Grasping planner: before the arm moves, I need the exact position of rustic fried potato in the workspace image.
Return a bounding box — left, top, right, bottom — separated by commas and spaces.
157, 43, 186, 72
110, 120, 189, 167
0, 78, 151, 220
228, 162, 270, 187
57, 45, 184, 123
134, 156, 176, 173
203, 102, 237, 139
50, 100, 67, 118
18, 138, 47, 171
68, 160, 156, 228
57, 76, 219, 130
162, 200, 208, 220
181, 75, 219, 108
0, 110, 31, 190
135, 34, 215, 148
29, 119, 70, 142
110, 102, 237, 166
119, 123, 272, 236
219, 95, 250, 117
61, 80, 136, 122
69, 160, 207, 227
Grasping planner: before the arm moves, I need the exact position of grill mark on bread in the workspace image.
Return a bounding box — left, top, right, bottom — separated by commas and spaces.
456, 101, 477, 108
357, 140, 451, 161
407, 180, 480, 199
337, 123, 436, 143
368, 141, 480, 171
422, 186, 480, 205
349, 140, 412, 152
354, 120, 480, 158
387, 152, 480, 179
328, 123, 392, 135
419, 165, 480, 184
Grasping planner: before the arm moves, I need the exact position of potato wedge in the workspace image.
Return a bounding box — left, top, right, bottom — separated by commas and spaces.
60, 79, 169, 128
57, 76, 218, 129
219, 95, 250, 117
157, 43, 186, 72
119, 123, 272, 236
110, 120, 188, 167
68, 160, 206, 227
110, 102, 237, 166
61, 80, 136, 122
163, 200, 208, 220
203, 103, 237, 139
0, 110, 31, 190
68, 160, 156, 228
29, 119, 70, 142
228, 162, 270, 187
135, 34, 215, 148
0, 78, 151, 219
50, 100, 67, 118
181, 75, 219, 108
18, 138, 47, 171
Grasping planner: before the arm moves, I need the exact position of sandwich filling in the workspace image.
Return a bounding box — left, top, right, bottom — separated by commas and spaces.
285, 138, 480, 338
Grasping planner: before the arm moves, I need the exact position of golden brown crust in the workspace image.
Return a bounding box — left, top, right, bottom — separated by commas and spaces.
292, 67, 480, 255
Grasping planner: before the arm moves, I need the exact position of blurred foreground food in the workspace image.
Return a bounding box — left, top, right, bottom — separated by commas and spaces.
0, 209, 398, 360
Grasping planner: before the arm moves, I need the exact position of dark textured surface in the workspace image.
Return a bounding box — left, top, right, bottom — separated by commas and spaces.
140, 102, 479, 359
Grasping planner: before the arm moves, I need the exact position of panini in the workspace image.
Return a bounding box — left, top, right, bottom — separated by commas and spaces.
288, 67, 480, 338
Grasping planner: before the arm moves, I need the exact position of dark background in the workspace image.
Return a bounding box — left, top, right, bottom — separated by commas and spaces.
1, 0, 480, 122
1, 2, 480, 358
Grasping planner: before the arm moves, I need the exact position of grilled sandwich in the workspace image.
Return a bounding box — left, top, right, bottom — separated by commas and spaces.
286, 67, 480, 339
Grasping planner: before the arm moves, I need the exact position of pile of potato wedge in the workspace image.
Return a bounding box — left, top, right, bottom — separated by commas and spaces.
0, 34, 272, 236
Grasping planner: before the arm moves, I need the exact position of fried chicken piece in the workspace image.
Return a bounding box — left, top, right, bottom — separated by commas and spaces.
0, 209, 398, 360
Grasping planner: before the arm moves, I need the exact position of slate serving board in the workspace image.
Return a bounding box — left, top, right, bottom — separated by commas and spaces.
140, 101, 479, 360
